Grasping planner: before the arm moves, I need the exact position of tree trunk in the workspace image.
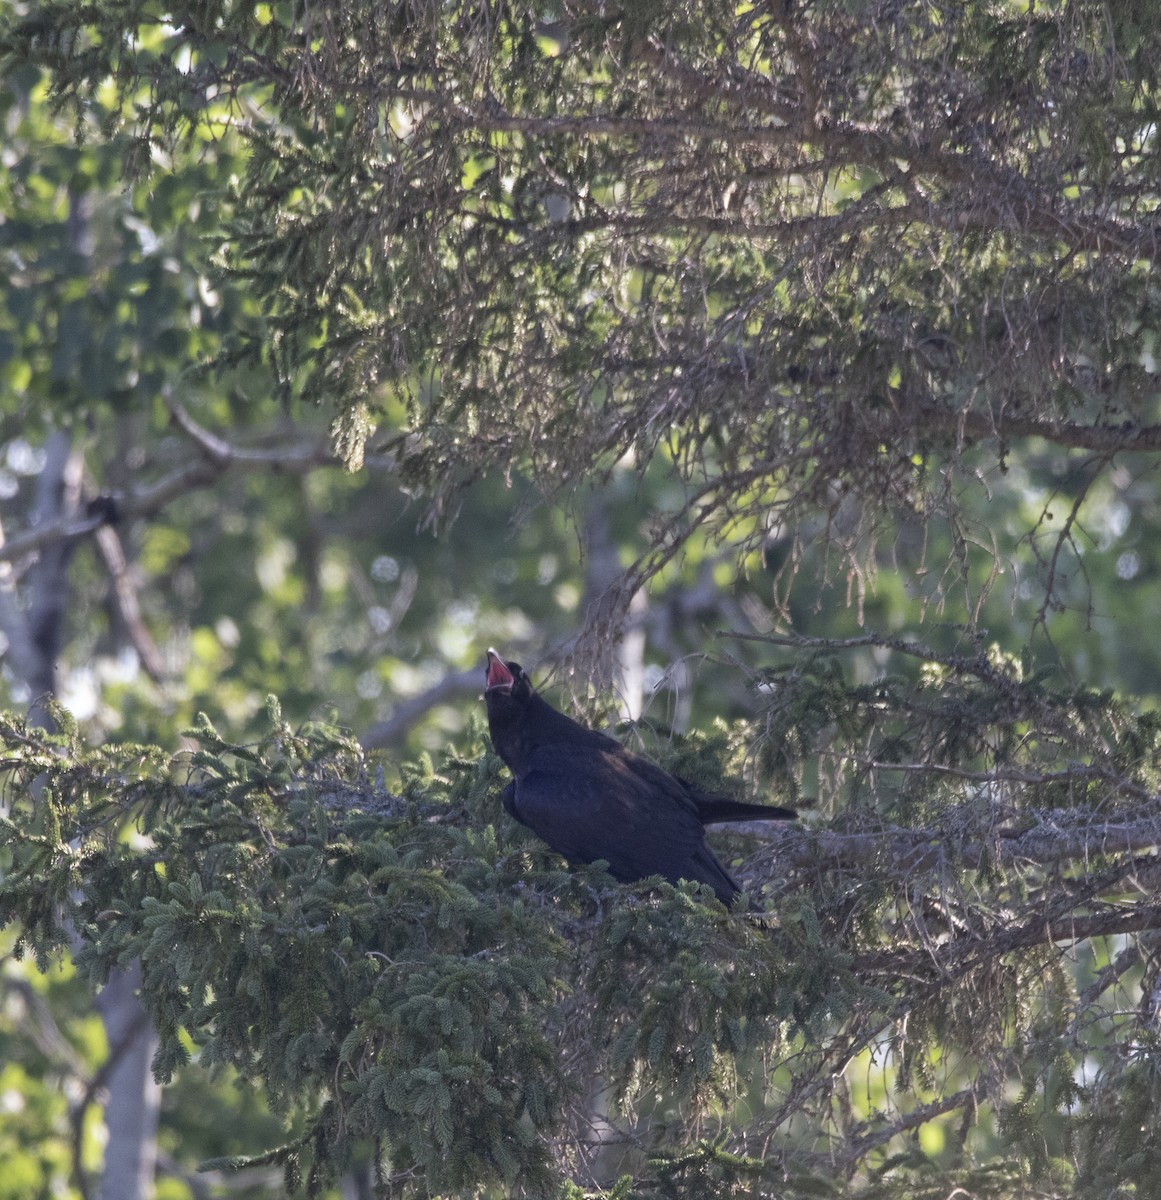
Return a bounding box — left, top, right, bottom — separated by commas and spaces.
94, 962, 162, 1200
9, 425, 163, 1200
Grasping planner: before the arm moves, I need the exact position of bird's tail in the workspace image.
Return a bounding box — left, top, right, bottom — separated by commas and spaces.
696, 797, 797, 824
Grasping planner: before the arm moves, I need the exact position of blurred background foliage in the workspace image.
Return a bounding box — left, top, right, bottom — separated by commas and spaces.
3, 0, 1161, 1197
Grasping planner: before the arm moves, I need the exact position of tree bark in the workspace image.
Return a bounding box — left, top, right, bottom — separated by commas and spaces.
11, 426, 163, 1200
94, 961, 162, 1200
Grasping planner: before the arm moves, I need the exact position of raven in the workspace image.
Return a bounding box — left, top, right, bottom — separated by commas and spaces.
484, 648, 796, 905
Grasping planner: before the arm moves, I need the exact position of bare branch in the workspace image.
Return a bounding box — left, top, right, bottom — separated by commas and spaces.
841, 1085, 984, 1167
755, 806, 1161, 882
165, 395, 236, 464
92, 522, 166, 683
360, 668, 480, 750
0, 412, 397, 568
856, 904, 1161, 980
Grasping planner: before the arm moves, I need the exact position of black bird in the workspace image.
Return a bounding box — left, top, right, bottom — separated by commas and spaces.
484, 648, 796, 906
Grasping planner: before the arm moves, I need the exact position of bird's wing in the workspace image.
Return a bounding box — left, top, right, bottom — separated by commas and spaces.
500, 781, 519, 819
509, 742, 710, 885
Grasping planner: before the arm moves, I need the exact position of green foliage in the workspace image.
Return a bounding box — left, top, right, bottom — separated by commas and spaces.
0, 644, 1159, 1198
8, 0, 1161, 576
0, 713, 565, 1192
6, 2, 1161, 1197
0, 946, 107, 1200
0, 710, 819, 1195
1077, 1055, 1161, 1199
0, 50, 254, 427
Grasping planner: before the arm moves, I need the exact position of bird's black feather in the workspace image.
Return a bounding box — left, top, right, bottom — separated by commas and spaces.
483, 648, 795, 905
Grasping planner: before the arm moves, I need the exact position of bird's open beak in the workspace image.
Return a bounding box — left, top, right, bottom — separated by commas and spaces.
485, 648, 515, 692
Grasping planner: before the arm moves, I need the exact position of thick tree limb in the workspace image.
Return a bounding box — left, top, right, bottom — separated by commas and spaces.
855, 904, 1161, 980
754, 806, 1161, 882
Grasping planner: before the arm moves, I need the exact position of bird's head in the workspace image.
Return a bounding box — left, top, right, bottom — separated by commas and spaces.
484, 648, 533, 702
484, 647, 610, 776
484, 648, 538, 773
